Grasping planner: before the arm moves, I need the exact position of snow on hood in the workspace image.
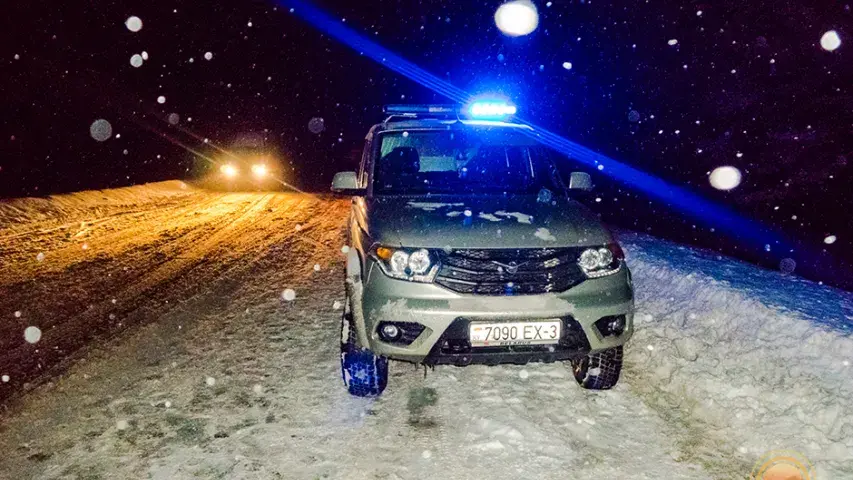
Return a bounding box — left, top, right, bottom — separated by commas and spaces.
367, 195, 612, 249
407, 201, 465, 211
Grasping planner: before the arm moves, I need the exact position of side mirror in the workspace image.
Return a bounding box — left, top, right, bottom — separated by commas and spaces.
568, 171, 593, 191
331, 171, 366, 195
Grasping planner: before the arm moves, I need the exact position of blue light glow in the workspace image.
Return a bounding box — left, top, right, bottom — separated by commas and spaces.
279, 0, 789, 252
468, 101, 517, 119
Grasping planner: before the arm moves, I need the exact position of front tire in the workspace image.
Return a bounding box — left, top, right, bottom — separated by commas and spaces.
340, 309, 388, 397
571, 346, 623, 390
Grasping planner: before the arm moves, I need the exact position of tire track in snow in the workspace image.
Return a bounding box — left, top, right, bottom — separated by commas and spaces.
0, 191, 290, 404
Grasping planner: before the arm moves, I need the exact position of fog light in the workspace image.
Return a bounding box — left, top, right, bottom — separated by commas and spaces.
379, 323, 400, 341
607, 317, 625, 334
595, 315, 626, 337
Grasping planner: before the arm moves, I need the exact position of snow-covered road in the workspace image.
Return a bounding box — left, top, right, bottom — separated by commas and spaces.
1, 182, 851, 479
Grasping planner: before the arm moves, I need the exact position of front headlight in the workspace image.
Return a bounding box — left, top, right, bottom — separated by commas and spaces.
220, 164, 238, 178
251, 164, 268, 177
371, 245, 438, 282
578, 244, 623, 278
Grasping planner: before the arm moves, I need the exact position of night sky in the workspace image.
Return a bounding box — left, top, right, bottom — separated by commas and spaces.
2, 0, 851, 288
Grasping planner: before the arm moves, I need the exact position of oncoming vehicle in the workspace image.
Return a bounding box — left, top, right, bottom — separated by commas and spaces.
332, 103, 634, 397
208, 133, 285, 190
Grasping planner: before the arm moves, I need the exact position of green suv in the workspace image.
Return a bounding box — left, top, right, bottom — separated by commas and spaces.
332, 104, 634, 397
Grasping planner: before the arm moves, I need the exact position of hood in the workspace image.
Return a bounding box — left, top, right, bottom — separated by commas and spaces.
365, 195, 613, 249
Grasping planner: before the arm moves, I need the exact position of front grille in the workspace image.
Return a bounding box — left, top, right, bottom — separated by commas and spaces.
434, 248, 586, 295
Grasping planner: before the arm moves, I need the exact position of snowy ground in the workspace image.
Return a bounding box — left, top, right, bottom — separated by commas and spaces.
1, 182, 851, 479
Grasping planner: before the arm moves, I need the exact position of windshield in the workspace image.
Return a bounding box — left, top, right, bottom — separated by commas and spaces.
374, 128, 564, 195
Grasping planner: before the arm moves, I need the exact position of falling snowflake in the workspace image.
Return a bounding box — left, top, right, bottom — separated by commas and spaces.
333, 300, 342, 310
24, 326, 42, 344
282, 288, 296, 301
824, 235, 837, 245
341, 245, 350, 254
36, 252, 45, 262
308, 117, 325, 134
313, 264, 321, 272
130, 54, 143, 68
1, 375, 8, 383
167, 113, 180, 125
116, 419, 129, 430
647, 345, 655, 351
422, 450, 432, 459
89, 119, 113, 142
779, 258, 797, 274
252, 384, 263, 394
157, 96, 166, 104
494, 0, 539, 37
820, 30, 841, 51
562, 61, 572, 70
627, 110, 640, 122
205, 376, 216, 386
204, 51, 213, 60
668, 39, 678, 46
709, 166, 742, 190
518, 369, 529, 379
696, 10, 703, 16
125, 16, 142, 32
141, 51, 149, 60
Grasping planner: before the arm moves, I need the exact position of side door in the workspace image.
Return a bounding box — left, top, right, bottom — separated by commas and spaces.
350, 134, 372, 251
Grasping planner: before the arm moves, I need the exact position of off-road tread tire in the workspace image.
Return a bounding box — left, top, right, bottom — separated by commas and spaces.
340, 310, 388, 397
571, 346, 623, 390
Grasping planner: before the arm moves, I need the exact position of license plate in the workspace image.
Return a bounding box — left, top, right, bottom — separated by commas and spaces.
469, 320, 562, 347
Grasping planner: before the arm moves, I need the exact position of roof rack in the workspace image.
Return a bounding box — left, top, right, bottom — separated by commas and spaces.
382, 104, 460, 124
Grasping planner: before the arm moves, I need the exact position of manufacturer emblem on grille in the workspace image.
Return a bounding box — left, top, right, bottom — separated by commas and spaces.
492, 260, 525, 274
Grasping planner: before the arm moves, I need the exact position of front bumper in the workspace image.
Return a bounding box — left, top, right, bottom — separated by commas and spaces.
355, 257, 634, 365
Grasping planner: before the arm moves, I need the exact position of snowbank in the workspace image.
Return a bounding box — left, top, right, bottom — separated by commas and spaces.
621, 232, 853, 477
0, 180, 193, 228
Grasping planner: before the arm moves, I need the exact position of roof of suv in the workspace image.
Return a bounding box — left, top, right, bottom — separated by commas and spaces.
369, 118, 534, 136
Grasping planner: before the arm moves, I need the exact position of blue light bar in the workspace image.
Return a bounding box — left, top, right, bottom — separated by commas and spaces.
383, 104, 458, 115
467, 101, 517, 119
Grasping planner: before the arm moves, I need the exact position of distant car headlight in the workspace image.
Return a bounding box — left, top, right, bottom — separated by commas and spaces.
371, 246, 438, 282
251, 164, 268, 177
220, 164, 238, 178
578, 244, 623, 278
